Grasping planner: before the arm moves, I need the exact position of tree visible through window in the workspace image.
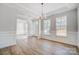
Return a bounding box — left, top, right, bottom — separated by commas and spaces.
56, 16, 67, 37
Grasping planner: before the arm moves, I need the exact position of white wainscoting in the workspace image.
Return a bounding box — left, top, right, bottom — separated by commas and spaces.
42, 32, 78, 46
0, 31, 16, 48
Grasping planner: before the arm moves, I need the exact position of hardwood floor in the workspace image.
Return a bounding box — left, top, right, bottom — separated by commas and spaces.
0, 36, 78, 55
17, 37, 78, 55
0, 45, 17, 55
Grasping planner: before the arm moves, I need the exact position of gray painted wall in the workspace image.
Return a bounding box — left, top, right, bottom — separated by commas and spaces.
42, 9, 78, 46
77, 7, 79, 48
0, 4, 17, 48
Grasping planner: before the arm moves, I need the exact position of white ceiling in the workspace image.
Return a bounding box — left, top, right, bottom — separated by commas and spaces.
18, 3, 79, 15
4, 3, 79, 19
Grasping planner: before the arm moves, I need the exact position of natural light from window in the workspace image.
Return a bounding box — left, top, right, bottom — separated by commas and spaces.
56, 16, 67, 37
43, 19, 51, 35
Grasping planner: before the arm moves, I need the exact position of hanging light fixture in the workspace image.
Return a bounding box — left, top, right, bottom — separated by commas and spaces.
39, 3, 46, 20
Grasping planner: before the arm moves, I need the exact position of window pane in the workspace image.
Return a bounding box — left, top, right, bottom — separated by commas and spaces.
25, 23, 28, 35
16, 19, 25, 34
29, 20, 39, 36
43, 19, 51, 35
56, 16, 67, 36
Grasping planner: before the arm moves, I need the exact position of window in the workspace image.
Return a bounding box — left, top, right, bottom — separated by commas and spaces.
35, 20, 39, 35
43, 19, 51, 35
16, 19, 28, 35
25, 23, 28, 35
29, 20, 39, 36
33, 20, 39, 35
56, 16, 67, 37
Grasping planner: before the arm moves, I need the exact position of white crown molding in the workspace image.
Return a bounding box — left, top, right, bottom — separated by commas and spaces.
46, 3, 79, 17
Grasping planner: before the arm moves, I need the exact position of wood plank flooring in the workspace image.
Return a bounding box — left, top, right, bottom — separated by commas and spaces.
0, 36, 78, 55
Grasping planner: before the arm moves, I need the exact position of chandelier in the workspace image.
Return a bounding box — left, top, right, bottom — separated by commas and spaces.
39, 3, 46, 20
